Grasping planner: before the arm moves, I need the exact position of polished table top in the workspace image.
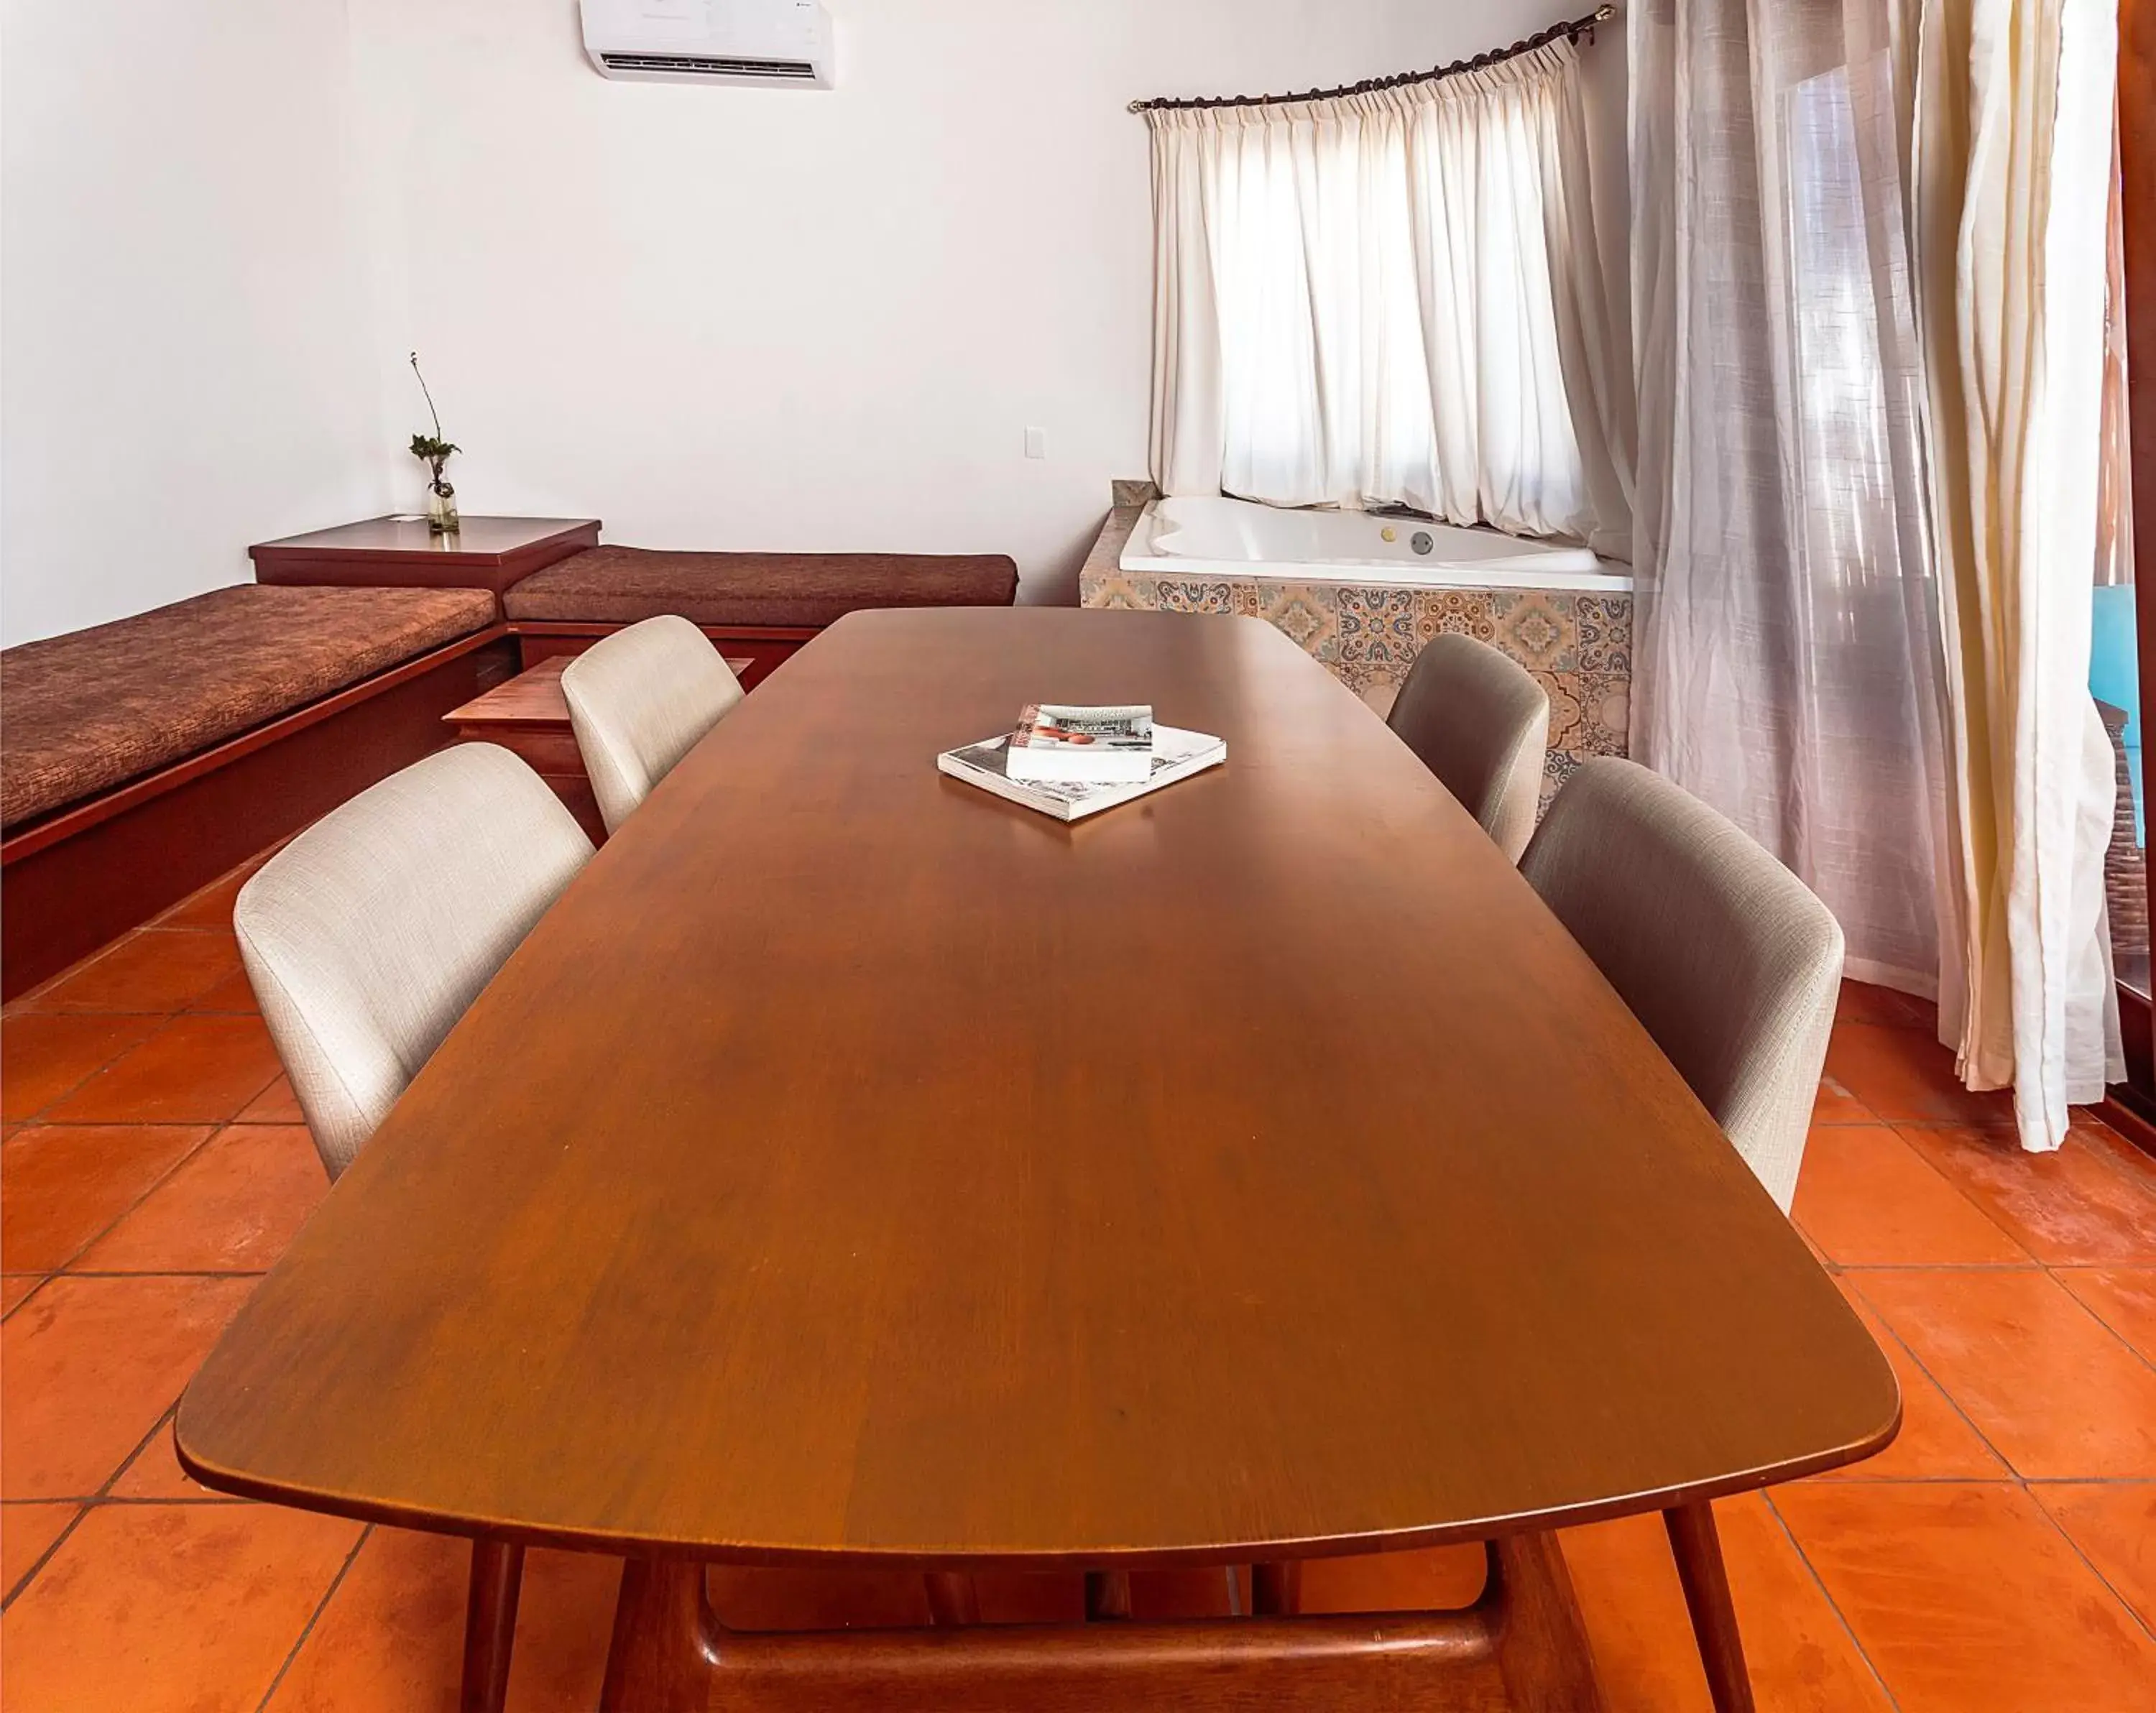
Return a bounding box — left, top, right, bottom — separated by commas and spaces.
180, 609, 1897, 1568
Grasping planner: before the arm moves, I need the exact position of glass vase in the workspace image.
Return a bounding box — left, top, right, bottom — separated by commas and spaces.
426, 481, 460, 536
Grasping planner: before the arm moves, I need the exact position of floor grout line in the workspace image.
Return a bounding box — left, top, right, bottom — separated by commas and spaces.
2019, 1484, 2156, 1648
1, 1502, 88, 1612
1828, 1261, 2050, 1272
1836, 1275, 2022, 1477
252, 1523, 373, 1713
9, 1124, 226, 1277
2043, 1268, 2156, 1382
1, 1015, 178, 1125
1757, 1489, 1907, 1712
51, 1269, 274, 1280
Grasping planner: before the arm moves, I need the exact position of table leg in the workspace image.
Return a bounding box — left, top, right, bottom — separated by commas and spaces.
600, 1557, 718, 1713
1664, 1502, 1756, 1713
1490, 1531, 1608, 1713
460, 1537, 523, 1713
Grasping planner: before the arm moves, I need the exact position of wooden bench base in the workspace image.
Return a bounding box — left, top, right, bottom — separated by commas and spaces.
1, 632, 517, 999
445, 652, 755, 845
510, 622, 814, 691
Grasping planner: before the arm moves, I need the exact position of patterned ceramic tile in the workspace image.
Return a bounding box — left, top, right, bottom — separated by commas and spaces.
1412, 589, 1501, 644
1573, 594, 1632, 675
1082, 572, 1146, 609
1077, 507, 1633, 811
1256, 586, 1340, 659
1334, 588, 1422, 673
1490, 591, 1574, 673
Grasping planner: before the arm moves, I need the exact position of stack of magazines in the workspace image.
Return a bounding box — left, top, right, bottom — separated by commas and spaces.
938, 703, 1226, 821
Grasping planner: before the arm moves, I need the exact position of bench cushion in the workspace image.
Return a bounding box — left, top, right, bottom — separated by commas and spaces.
500, 547, 1021, 630
2, 584, 499, 831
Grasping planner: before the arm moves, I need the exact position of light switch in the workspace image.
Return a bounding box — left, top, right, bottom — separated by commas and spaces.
1024, 427, 1049, 461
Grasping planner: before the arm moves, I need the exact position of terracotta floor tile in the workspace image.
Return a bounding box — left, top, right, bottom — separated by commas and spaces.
157, 861, 259, 931
1, 1274, 254, 1499
1, 1125, 210, 1273
1896, 1124, 2156, 1265
1855, 1268, 2156, 1478
1811, 1074, 1874, 1127
187, 969, 260, 1014
1294, 1544, 1488, 1615
25, 928, 242, 1015
78, 1125, 326, 1273
0, 1012, 162, 1122
1, 1277, 40, 1317
1835, 981, 1938, 1032
2032, 1482, 2156, 1634
2073, 1113, 2156, 1181
2055, 1267, 2156, 1364
267, 1528, 617, 1713
0, 1502, 361, 1713
2, 1503, 78, 1599
1560, 1495, 1894, 1713
43, 1014, 282, 1126
1772, 1481, 2156, 1712
111, 1412, 229, 1501
1823, 1022, 2014, 1126
1814, 1283, 2006, 1480
1792, 1126, 2028, 1266
235, 1073, 305, 1125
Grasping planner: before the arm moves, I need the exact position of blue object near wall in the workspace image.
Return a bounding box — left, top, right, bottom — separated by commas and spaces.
2091, 584, 2143, 845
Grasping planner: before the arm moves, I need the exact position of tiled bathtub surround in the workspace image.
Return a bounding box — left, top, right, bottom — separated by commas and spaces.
1082, 558, 1632, 803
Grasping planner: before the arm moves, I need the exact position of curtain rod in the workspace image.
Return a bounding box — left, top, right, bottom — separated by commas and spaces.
1127, 5, 1615, 114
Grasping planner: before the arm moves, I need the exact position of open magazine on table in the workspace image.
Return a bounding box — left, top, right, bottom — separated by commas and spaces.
938, 724, 1226, 822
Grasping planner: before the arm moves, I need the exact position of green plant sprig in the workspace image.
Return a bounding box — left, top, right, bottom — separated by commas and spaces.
408, 354, 459, 484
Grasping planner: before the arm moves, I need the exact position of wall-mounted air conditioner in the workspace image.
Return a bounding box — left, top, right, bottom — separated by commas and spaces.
581, 0, 834, 89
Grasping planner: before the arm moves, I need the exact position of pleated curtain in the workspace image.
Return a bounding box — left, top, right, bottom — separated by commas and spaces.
1146, 40, 1634, 557
1911, 0, 2124, 1143
1631, 0, 2122, 1151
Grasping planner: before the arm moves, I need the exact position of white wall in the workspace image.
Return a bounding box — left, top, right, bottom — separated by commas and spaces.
2, 1, 1627, 637
1, 0, 392, 645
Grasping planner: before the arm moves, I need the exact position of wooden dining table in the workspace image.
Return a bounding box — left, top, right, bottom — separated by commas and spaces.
179, 607, 1899, 1713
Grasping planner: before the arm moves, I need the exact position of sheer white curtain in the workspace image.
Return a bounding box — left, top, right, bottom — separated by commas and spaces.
1147, 40, 1634, 556
1631, 0, 2121, 1150
1631, 0, 1952, 994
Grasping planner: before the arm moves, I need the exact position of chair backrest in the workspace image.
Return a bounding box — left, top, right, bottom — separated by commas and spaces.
561, 616, 745, 833
1387, 634, 1551, 862
1518, 758, 1845, 1211
234, 744, 594, 1178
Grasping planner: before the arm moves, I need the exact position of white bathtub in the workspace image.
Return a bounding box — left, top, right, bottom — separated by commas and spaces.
1121, 496, 1630, 594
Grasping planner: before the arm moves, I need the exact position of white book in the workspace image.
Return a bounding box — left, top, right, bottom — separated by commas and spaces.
1005, 703, 1156, 785
939, 724, 1226, 821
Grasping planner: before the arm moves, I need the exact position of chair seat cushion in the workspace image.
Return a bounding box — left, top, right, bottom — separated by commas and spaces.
2, 584, 499, 831
500, 547, 1021, 630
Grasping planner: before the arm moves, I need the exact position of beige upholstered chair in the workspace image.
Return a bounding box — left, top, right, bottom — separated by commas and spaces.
1387, 634, 1551, 862
561, 615, 745, 833
1519, 758, 1844, 1211
234, 744, 594, 1180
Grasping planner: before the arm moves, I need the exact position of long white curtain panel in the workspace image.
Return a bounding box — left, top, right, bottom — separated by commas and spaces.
1144, 40, 1634, 556
1912, 0, 2124, 1148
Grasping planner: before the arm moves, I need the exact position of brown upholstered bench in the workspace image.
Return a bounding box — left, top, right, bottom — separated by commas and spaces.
2, 584, 514, 997
500, 547, 1021, 681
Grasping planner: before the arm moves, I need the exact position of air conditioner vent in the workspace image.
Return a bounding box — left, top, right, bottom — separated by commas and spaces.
599, 52, 818, 80
581, 1, 834, 88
